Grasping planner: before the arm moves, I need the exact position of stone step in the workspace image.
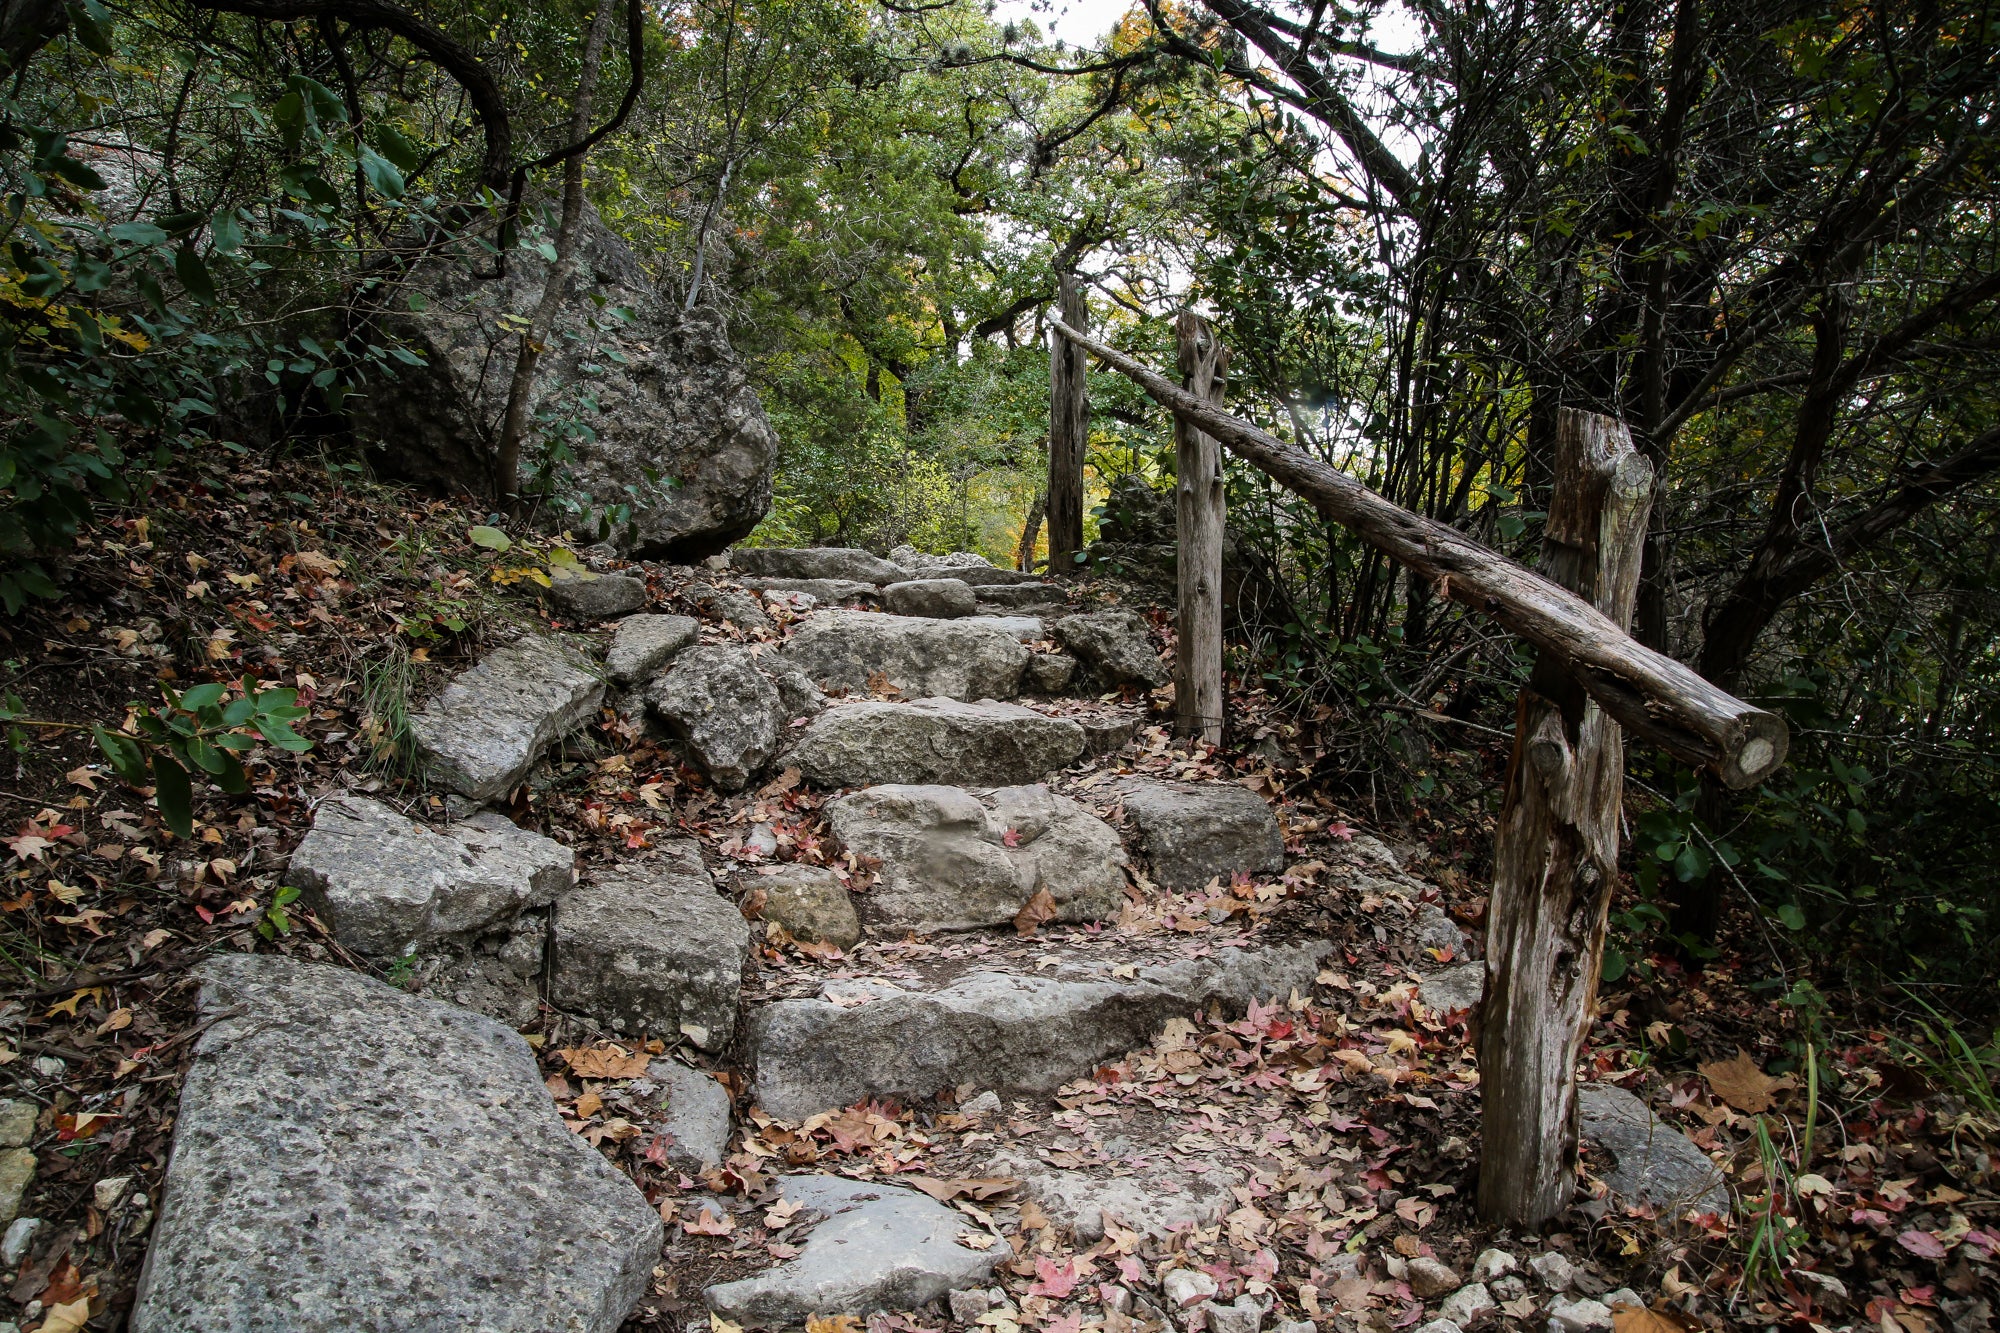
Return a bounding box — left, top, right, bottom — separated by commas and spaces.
786, 697, 1085, 788
133, 955, 660, 1332
781, 610, 1034, 700
742, 933, 1332, 1121
410, 634, 604, 801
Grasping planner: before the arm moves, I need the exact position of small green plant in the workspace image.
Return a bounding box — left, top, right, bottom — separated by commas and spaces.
257, 885, 303, 940
1896, 990, 2000, 1119
1738, 1041, 1819, 1292
91, 678, 312, 836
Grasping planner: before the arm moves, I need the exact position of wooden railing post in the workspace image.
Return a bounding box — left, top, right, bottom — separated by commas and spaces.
1174, 311, 1227, 743
1477, 409, 1654, 1226
1046, 273, 1089, 569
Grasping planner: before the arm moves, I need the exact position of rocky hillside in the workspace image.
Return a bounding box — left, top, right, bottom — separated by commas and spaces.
0, 462, 1984, 1333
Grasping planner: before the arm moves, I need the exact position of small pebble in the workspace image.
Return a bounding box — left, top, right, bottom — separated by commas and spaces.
1546, 1294, 1613, 1332
93, 1176, 132, 1211
1162, 1268, 1219, 1310
1438, 1282, 1495, 1326
1, 1216, 40, 1268
950, 1288, 992, 1323
1469, 1248, 1517, 1283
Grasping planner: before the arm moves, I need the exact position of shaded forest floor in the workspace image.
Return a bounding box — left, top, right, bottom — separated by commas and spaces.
0, 453, 1992, 1332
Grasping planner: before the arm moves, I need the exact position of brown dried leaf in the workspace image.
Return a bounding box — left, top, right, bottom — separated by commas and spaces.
1613, 1307, 1694, 1333
904, 1176, 1021, 1204
683, 1205, 736, 1236
1699, 1048, 1794, 1114
560, 1044, 650, 1080
1013, 887, 1058, 937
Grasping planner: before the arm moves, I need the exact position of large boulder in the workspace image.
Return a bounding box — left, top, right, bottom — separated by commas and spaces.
548, 842, 749, 1050
788, 698, 1084, 788
350, 206, 775, 561
781, 612, 1029, 700
746, 940, 1330, 1120
731, 546, 904, 585
287, 794, 572, 956
1115, 778, 1284, 890
827, 784, 1126, 934
409, 635, 605, 801
1053, 611, 1169, 689
646, 645, 788, 790
130, 956, 661, 1333
705, 1176, 1002, 1326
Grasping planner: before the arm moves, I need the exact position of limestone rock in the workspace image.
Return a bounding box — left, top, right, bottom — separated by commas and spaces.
1528, 1251, 1578, 1292
921, 564, 1043, 587
883, 578, 977, 619
0, 1149, 31, 1229
548, 843, 749, 1050
606, 613, 699, 685
889, 545, 991, 574
3, 1215, 40, 1267
1469, 1249, 1517, 1283
750, 864, 861, 949
0, 1101, 33, 1148
975, 583, 1060, 608
1406, 1257, 1460, 1299
1547, 1295, 1614, 1332
647, 645, 787, 790
693, 584, 772, 632
1115, 779, 1283, 891
1078, 714, 1141, 756
746, 938, 1330, 1120
1419, 963, 1485, 1015
827, 784, 1126, 934
647, 1061, 732, 1171
288, 795, 572, 956
1413, 902, 1470, 957
129, 955, 661, 1333
1162, 1270, 1218, 1310
1024, 653, 1076, 694
352, 207, 773, 561
1053, 611, 1168, 689
418, 909, 550, 1026
410, 635, 605, 801
740, 577, 882, 607
732, 546, 904, 585
788, 698, 1084, 789
975, 614, 1046, 641
1578, 1085, 1728, 1216
542, 570, 648, 622
987, 1149, 1238, 1241
1202, 1295, 1266, 1333
704, 1175, 1002, 1326
781, 612, 1028, 700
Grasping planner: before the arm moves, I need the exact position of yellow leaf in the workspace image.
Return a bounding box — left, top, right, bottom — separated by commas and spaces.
1612, 1306, 1690, 1332
96, 1007, 133, 1034
806, 1316, 861, 1333
46, 879, 83, 905
683, 1204, 736, 1236
710, 1315, 745, 1333
47, 988, 90, 1017
573, 1088, 603, 1120
560, 1045, 650, 1080
39, 1296, 93, 1333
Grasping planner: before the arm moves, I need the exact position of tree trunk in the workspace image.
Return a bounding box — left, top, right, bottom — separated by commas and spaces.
1049, 317, 1788, 789
1046, 273, 1089, 568
1017, 485, 1046, 572
491, 0, 618, 511
1174, 310, 1227, 744
1478, 410, 1653, 1226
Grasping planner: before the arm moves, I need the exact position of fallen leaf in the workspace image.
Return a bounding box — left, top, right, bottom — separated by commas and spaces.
764, 1197, 805, 1229
683, 1205, 736, 1236
39, 1297, 92, 1333
65, 767, 99, 791
805, 1317, 861, 1333
560, 1045, 650, 1080
1029, 1255, 1085, 1298
1699, 1048, 1794, 1113
292, 550, 344, 580
1013, 887, 1057, 936
905, 1176, 1020, 1204
1612, 1309, 1689, 1333
95, 1007, 132, 1035
1897, 1229, 1949, 1260
957, 1230, 999, 1250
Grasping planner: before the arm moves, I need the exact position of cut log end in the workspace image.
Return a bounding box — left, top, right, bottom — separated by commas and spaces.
1722, 713, 1790, 790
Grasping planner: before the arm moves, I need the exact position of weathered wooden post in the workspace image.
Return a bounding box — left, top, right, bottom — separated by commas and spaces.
1174, 311, 1227, 743
1047, 273, 1089, 568
1477, 410, 1654, 1225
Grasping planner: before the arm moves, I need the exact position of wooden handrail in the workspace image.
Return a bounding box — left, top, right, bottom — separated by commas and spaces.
1051, 319, 1788, 788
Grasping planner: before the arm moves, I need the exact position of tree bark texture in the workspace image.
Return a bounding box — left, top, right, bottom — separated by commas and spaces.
1477, 411, 1653, 1226
1174, 311, 1228, 743
1046, 274, 1089, 567
1048, 318, 1787, 788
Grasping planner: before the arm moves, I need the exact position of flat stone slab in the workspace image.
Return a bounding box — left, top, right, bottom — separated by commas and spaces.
746, 938, 1330, 1120
606, 613, 699, 685
788, 698, 1084, 789
410, 635, 605, 801
986, 1149, 1239, 1242
549, 841, 750, 1050
131, 955, 661, 1333
1578, 1084, 1728, 1217
732, 546, 905, 585
827, 784, 1126, 934
781, 612, 1029, 700
883, 578, 977, 619
288, 794, 572, 956
1115, 779, 1284, 891
704, 1175, 1001, 1326
543, 570, 648, 622
749, 864, 861, 949
975, 583, 1059, 608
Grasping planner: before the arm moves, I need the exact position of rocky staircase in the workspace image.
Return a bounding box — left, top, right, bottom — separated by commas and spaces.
126, 542, 1586, 1333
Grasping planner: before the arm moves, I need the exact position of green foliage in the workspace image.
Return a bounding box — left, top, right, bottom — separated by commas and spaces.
90, 678, 311, 837
257, 885, 303, 941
